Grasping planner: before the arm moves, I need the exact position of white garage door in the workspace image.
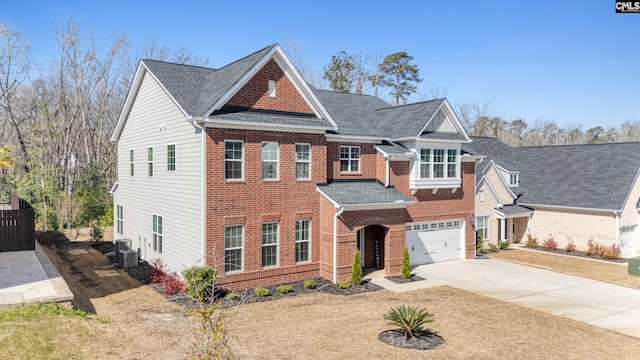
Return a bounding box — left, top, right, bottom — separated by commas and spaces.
621, 224, 637, 256
405, 219, 464, 266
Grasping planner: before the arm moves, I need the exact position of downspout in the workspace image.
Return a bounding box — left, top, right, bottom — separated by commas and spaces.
614, 211, 620, 246
333, 206, 345, 283
385, 158, 390, 187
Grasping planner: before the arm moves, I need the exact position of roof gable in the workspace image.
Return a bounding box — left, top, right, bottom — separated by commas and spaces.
416, 100, 471, 141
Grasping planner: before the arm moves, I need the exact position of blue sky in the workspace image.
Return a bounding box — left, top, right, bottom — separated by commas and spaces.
2, 0, 638, 129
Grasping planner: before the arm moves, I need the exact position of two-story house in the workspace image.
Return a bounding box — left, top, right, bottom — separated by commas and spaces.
111, 44, 478, 289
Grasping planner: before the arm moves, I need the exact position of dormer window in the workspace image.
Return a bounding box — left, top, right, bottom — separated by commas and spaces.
419, 148, 458, 179
508, 173, 519, 187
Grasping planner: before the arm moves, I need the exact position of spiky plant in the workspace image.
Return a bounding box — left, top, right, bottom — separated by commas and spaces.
401, 247, 411, 279
384, 305, 435, 339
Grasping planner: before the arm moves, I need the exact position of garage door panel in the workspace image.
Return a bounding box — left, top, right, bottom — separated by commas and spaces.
406, 219, 463, 266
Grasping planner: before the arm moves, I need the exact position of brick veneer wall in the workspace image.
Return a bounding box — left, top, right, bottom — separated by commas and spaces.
205, 128, 327, 290
327, 142, 378, 181
226, 59, 314, 114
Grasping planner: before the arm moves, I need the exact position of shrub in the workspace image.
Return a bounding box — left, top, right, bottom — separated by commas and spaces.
148, 258, 168, 283
476, 232, 485, 253
401, 247, 412, 279
254, 286, 269, 297
303, 279, 316, 289
498, 239, 510, 250
586, 238, 597, 256
89, 224, 104, 242
276, 284, 293, 294
566, 240, 577, 253
542, 234, 557, 250
602, 243, 621, 260
488, 243, 498, 251
336, 281, 351, 289
384, 305, 435, 339
525, 234, 539, 248
183, 266, 217, 301
225, 291, 240, 300
162, 273, 185, 296
350, 250, 363, 285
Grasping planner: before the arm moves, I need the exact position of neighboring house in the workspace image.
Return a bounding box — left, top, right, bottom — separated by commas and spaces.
111, 44, 478, 289
463, 136, 640, 256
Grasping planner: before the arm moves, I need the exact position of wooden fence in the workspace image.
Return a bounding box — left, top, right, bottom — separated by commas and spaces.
0, 192, 36, 252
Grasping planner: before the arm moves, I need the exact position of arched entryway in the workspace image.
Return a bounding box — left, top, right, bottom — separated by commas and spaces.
356, 225, 387, 270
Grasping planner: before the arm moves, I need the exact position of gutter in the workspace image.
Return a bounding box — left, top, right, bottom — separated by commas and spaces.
333, 207, 344, 283
614, 211, 620, 246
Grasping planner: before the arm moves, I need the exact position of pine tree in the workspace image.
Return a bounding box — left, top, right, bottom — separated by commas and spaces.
401, 247, 411, 279
351, 249, 363, 285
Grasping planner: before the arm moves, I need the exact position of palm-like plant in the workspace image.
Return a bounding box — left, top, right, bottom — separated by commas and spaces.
384, 305, 434, 339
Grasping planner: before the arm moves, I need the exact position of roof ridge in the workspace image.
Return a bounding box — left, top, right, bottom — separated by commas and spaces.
313, 87, 384, 99
209, 44, 277, 73
520, 141, 640, 149
141, 58, 216, 71
373, 98, 445, 111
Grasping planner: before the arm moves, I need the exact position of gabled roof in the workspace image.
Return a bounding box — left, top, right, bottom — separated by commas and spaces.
464, 137, 640, 211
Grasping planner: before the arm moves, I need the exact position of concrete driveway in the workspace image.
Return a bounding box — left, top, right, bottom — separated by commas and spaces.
370, 258, 640, 339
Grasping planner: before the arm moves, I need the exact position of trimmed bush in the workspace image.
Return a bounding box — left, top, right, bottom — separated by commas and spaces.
525, 234, 539, 248
565, 240, 577, 253
350, 250, 363, 285
498, 239, 510, 250
336, 281, 351, 289
225, 291, 240, 300
254, 286, 269, 297
276, 284, 293, 294
542, 234, 557, 250
384, 305, 435, 339
303, 279, 317, 289
401, 247, 411, 279
183, 266, 217, 301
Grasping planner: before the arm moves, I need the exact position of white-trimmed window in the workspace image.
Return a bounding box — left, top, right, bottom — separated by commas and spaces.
340, 146, 360, 173
433, 149, 445, 178
295, 220, 310, 262
224, 140, 243, 180
224, 225, 243, 272
509, 173, 519, 187
419, 149, 430, 178
261, 142, 279, 179
147, 147, 154, 177
167, 144, 176, 171
447, 150, 457, 177
116, 205, 123, 235
476, 216, 488, 241
261, 222, 278, 267
295, 143, 311, 179
152, 214, 163, 253
268, 80, 276, 97
129, 149, 135, 176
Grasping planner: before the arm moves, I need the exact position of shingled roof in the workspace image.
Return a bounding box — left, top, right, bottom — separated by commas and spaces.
464, 137, 640, 211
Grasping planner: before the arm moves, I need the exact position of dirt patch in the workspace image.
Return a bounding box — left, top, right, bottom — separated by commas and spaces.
490, 248, 640, 289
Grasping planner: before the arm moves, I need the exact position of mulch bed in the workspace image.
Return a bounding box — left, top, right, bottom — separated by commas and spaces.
385, 275, 425, 284
510, 247, 628, 264
378, 329, 444, 350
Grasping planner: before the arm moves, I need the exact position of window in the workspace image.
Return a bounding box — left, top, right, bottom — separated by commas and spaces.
268, 80, 276, 97
295, 143, 311, 179
295, 220, 310, 262
224, 140, 243, 180
340, 146, 360, 172
261, 142, 279, 179
224, 225, 243, 272
261, 222, 278, 267
152, 214, 163, 253
419, 149, 430, 178
167, 144, 176, 171
447, 149, 457, 177
147, 147, 154, 177
509, 173, 519, 187
433, 149, 445, 178
116, 205, 123, 235
476, 216, 488, 241
129, 149, 135, 176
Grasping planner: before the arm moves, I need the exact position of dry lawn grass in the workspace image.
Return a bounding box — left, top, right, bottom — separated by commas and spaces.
229, 286, 640, 359
490, 248, 640, 289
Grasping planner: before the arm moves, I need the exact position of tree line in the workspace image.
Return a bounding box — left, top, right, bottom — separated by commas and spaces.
1, 24, 637, 231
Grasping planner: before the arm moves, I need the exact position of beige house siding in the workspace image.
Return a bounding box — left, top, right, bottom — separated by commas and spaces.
476, 181, 500, 242
484, 166, 514, 205
529, 207, 616, 251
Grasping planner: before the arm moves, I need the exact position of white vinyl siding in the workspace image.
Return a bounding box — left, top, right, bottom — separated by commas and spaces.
420, 149, 430, 178
225, 140, 243, 180
113, 70, 203, 275
225, 225, 243, 272
295, 143, 310, 179
261, 142, 279, 180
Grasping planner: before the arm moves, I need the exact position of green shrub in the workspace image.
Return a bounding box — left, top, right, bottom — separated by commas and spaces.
384, 305, 435, 339
401, 247, 412, 279
276, 284, 293, 294
89, 224, 103, 241
303, 279, 317, 289
498, 239, 510, 250
336, 281, 351, 289
488, 242, 499, 252
225, 291, 240, 300
476, 232, 485, 253
350, 250, 363, 285
183, 266, 217, 301
254, 286, 269, 297
525, 234, 539, 248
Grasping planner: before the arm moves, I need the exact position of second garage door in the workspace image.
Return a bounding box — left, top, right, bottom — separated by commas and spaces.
405, 219, 464, 266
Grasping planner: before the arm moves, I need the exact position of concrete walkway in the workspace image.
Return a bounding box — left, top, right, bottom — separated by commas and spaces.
0, 242, 73, 306
370, 258, 640, 339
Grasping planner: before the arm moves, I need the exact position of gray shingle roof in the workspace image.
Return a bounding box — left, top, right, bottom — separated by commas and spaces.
317, 181, 413, 207
142, 45, 275, 116
209, 107, 333, 127
495, 205, 533, 216
464, 137, 640, 211
376, 141, 410, 155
